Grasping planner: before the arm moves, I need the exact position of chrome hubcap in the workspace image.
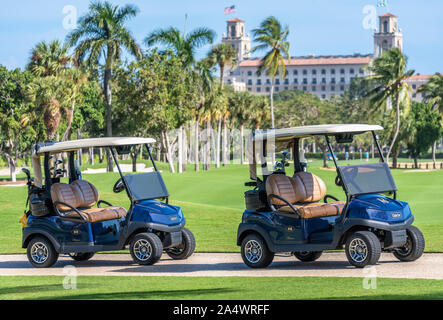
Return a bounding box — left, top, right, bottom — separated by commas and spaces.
349, 238, 368, 263
31, 242, 48, 264
245, 240, 263, 263
133, 239, 152, 261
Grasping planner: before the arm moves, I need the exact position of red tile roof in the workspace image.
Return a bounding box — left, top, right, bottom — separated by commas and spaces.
227, 18, 245, 23
379, 13, 397, 18
409, 74, 432, 80
239, 56, 373, 67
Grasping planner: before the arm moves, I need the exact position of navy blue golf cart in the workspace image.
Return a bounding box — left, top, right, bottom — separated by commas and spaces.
238, 124, 425, 268
21, 137, 195, 268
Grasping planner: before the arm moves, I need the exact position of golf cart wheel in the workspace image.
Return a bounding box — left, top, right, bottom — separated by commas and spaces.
241, 234, 274, 268
130, 232, 163, 265
345, 231, 381, 268
166, 228, 196, 260
26, 236, 59, 268
294, 251, 323, 262
393, 226, 425, 262
69, 252, 95, 261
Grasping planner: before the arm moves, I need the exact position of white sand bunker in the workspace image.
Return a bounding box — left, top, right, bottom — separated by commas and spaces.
82, 163, 155, 174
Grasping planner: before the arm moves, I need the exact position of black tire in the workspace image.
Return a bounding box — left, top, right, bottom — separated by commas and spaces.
393, 226, 425, 262
129, 232, 163, 265
241, 233, 274, 268
26, 236, 59, 268
294, 251, 323, 262
166, 228, 196, 260
69, 252, 95, 261
345, 231, 381, 268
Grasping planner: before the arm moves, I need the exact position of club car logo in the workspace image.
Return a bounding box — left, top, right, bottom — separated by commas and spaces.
377, 198, 389, 204
391, 212, 401, 219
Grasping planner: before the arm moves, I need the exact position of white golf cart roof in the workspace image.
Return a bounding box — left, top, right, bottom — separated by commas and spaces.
253, 124, 383, 142
34, 137, 156, 155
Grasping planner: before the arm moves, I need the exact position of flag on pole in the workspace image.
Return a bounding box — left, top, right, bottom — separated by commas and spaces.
224, 5, 236, 15
377, 0, 387, 7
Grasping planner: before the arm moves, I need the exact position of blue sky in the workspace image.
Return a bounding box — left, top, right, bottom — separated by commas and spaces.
1, 0, 441, 74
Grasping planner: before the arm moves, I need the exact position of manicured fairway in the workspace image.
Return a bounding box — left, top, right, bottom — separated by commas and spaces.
0, 160, 442, 253
0, 276, 442, 300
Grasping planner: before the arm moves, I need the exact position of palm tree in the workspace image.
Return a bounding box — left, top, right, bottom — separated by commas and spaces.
229, 91, 254, 164
366, 48, 414, 166
418, 72, 443, 167
251, 16, 290, 128
145, 26, 215, 68
207, 43, 237, 89
67, 0, 142, 171
27, 40, 71, 77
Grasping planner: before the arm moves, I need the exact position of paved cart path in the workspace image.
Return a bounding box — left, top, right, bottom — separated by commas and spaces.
0, 253, 442, 279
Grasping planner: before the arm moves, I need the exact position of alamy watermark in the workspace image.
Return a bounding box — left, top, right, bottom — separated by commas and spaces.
62, 265, 77, 290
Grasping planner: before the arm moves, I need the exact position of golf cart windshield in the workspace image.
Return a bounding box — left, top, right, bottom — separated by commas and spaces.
124, 172, 169, 201
338, 162, 397, 196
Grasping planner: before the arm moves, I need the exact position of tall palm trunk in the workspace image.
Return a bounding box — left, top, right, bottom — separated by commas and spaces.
178, 126, 183, 173
216, 117, 222, 168
62, 101, 75, 141
386, 95, 401, 164
104, 66, 114, 172
162, 130, 175, 173
205, 119, 212, 170
432, 141, 437, 169
195, 118, 199, 172
222, 117, 228, 166
270, 78, 275, 128
240, 124, 245, 164
219, 64, 225, 89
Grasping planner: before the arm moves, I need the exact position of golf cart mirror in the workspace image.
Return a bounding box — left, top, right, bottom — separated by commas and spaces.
115, 145, 132, 155
335, 133, 354, 143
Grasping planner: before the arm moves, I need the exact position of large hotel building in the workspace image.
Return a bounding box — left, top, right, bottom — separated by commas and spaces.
222, 13, 430, 101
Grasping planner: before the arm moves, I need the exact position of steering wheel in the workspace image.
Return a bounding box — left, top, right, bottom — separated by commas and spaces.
335, 175, 343, 187
113, 178, 125, 193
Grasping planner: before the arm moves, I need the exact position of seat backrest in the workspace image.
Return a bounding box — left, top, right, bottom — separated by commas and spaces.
266, 172, 327, 206
265, 174, 298, 206
292, 172, 326, 202
51, 180, 99, 211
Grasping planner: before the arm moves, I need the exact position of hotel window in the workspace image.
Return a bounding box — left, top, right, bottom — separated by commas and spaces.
247, 79, 252, 85
359, 68, 364, 74
412, 84, 416, 89
312, 69, 317, 75
266, 87, 270, 92
284, 86, 288, 90
321, 69, 326, 75
227, 79, 232, 84
340, 68, 345, 74
312, 78, 317, 84
247, 71, 252, 76
312, 86, 316, 91
293, 70, 298, 75
321, 86, 326, 91
293, 78, 298, 84
257, 87, 261, 92
412, 93, 416, 98
284, 78, 289, 84
256, 79, 262, 85
247, 88, 251, 91
266, 79, 271, 84
331, 69, 336, 75
331, 86, 335, 91
340, 85, 345, 91
340, 77, 345, 83
350, 68, 354, 74
321, 94, 326, 99
303, 86, 307, 91
303, 78, 308, 84
275, 79, 280, 85
275, 87, 279, 92
293, 86, 298, 90
303, 69, 307, 75
321, 78, 326, 84
331, 78, 336, 84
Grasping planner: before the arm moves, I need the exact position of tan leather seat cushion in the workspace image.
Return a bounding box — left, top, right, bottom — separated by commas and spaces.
279, 201, 345, 218
266, 173, 343, 219
51, 181, 127, 223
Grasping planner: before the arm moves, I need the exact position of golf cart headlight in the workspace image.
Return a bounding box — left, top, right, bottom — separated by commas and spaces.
366, 208, 388, 220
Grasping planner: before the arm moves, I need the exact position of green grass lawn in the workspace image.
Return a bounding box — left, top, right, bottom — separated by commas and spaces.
0, 276, 441, 300
0, 159, 443, 253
